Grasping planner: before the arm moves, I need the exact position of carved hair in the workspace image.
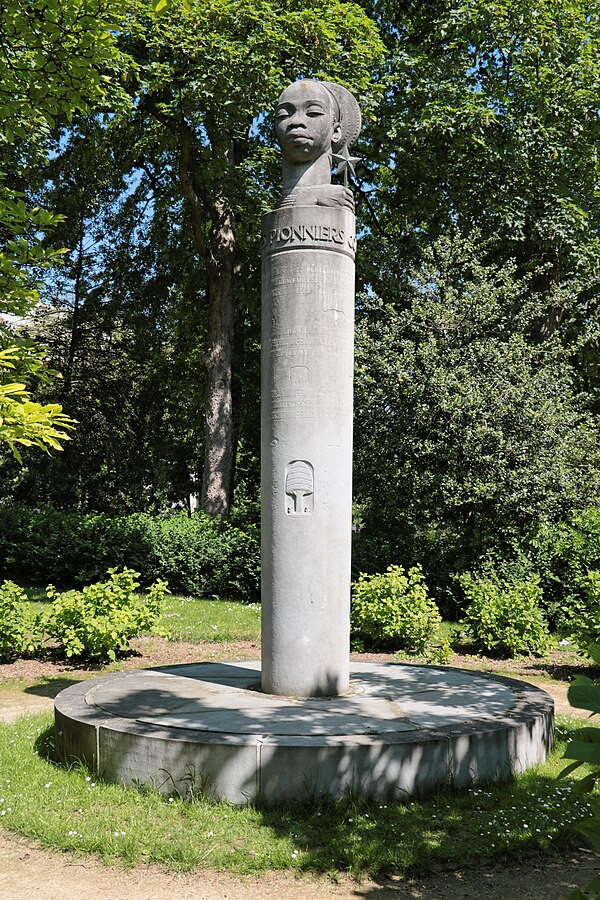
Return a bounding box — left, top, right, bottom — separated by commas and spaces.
321, 82, 362, 152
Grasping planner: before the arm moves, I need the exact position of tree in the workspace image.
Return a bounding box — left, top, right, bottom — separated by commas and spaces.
0, 198, 74, 461
353, 232, 600, 603
357, 0, 600, 313
115, 0, 384, 515
0, 0, 132, 461
349, 0, 600, 591
0, 115, 201, 509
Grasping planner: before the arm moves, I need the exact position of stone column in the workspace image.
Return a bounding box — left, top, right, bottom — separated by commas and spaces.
261, 204, 355, 697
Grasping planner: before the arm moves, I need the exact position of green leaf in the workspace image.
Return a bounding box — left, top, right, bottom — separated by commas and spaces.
571, 773, 598, 794
559, 759, 584, 780
569, 677, 600, 715
577, 819, 600, 851
563, 738, 600, 765
584, 874, 600, 893
586, 643, 600, 667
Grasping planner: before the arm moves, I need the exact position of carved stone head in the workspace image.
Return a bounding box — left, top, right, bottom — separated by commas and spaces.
275, 79, 361, 164
274, 79, 361, 209
275, 80, 342, 164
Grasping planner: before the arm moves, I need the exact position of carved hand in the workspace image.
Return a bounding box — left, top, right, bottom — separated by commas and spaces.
292, 184, 355, 212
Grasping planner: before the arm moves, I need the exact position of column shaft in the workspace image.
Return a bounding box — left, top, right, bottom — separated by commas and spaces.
261, 205, 355, 697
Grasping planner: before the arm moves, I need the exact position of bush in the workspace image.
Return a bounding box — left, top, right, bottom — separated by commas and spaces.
45, 568, 169, 661
560, 642, 600, 899
350, 564, 442, 654
0, 504, 153, 587
0, 581, 40, 662
144, 514, 260, 602
561, 569, 600, 652
0, 503, 260, 602
460, 574, 551, 657
524, 510, 600, 634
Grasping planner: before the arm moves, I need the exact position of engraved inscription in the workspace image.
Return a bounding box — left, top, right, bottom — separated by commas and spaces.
285, 460, 314, 516
262, 223, 356, 254
270, 224, 344, 245
272, 392, 342, 421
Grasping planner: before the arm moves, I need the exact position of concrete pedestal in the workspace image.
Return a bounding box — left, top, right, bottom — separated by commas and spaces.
261, 205, 356, 697
54, 662, 555, 804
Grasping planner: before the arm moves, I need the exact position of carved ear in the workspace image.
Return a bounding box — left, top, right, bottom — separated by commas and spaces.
332, 120, 343, 146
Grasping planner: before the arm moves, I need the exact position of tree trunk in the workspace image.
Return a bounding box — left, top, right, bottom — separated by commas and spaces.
172, 112, 238, 517
201, 204, 236, 517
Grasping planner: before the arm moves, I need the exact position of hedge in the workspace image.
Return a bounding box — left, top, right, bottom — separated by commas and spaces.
0, 503, 260, 602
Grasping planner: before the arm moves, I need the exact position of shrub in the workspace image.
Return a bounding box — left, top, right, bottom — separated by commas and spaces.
0, 503, 260, 602
350, 564, 441, 654
144, 514, 260, 602
561, 569, 600, 653
560, 642, 600, 899
460, 574, 551, 657
0, 581, 40, 661
524, 509, 600, 628
45, 568, 169, 661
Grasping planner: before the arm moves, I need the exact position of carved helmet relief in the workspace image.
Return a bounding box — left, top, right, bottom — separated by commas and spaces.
285, 460, 314, 515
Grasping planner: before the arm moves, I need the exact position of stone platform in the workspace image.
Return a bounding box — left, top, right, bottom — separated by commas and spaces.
54, 661, 554, 804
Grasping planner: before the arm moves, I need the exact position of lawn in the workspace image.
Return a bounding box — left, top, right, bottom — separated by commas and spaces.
0, 589, 596, 879
0, 712, 593, 875
24, 588, 262, 644
159, 594, 261, 643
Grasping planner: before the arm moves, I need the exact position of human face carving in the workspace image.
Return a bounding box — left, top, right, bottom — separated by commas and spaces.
275, 81, 342, 163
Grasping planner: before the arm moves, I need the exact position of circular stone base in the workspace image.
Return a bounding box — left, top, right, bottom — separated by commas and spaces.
54, 662, 554, 804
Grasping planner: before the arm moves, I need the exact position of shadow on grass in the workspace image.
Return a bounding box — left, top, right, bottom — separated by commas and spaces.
34, 723, 58, 763
249, 766, 582, 878
33, 711, 585, 880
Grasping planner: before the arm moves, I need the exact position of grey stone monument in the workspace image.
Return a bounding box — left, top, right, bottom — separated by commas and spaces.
261, 79, 361, 697
54, 83, 555, 805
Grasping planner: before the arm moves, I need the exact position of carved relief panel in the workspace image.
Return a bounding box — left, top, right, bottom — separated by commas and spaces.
285, 460, 314, 516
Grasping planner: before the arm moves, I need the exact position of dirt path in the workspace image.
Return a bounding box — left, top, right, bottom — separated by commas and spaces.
0, 830, 598, 899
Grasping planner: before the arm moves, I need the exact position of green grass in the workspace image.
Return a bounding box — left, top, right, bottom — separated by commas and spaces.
0, 713, 594, 875
159, 595, 261, 643
22, 589, 262, 645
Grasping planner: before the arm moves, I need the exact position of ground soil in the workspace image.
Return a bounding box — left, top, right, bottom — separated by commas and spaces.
0, 831, 598, 900
0, 639, 598, 899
